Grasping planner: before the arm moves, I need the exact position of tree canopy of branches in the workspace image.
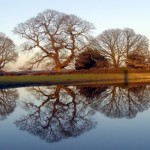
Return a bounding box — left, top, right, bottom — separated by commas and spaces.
75, 48, 109, 69
93, 28, 149, 68
13, 9, 94, 72
0, 33, 18, 70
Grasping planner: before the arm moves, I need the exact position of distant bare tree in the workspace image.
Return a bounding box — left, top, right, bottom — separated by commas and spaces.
0, 33, 18, 70
13, 9, 94, 72
93, 28, 148, 68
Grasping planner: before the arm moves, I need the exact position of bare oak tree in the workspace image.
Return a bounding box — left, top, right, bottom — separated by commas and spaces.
13, 9, 94, 72
93, 28, 149, 68
0, 33, 18, 70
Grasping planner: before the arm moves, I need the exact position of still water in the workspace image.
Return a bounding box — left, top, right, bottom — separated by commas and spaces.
0, 83, 150, 150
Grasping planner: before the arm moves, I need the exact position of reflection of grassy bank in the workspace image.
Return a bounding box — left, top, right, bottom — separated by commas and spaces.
0, 73, 150, 87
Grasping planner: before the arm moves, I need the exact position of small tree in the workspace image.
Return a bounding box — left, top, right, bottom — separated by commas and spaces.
126, 52, 148, 69
0, 33, 18, 70
75, 48, 109, 69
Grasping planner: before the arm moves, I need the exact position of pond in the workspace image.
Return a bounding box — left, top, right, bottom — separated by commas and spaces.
0, 83, 150, 150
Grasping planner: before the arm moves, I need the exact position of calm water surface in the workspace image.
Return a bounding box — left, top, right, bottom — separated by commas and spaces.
0, 83, 150, 150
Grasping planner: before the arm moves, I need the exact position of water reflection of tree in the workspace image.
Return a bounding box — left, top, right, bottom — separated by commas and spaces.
78, 85, 108, 99
15, 85, 96, 143
0, 89, 19, 120
78, 84, 150, 119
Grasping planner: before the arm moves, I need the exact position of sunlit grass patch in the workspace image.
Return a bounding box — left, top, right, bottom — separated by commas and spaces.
0, 72, 150, 86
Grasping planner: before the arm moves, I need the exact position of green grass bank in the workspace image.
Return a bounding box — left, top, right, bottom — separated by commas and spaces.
1, 73, 150, 87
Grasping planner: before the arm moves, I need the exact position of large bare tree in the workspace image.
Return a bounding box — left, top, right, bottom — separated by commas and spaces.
13, 10, 94, 72
0, 33, 18, 70
93, 28, 149, 68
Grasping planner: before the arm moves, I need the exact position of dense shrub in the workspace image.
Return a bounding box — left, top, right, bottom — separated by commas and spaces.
75, 48, 109, 70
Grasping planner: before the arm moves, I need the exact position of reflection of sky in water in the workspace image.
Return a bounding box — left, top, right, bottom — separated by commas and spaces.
91, 111, 150, 150
0, 85, 150, 150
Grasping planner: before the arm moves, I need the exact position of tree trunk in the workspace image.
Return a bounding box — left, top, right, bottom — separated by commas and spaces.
53, 65, 61, 72
53, 55, 61, 72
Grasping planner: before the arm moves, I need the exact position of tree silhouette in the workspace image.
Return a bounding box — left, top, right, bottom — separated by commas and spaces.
77, 84, 108, 99
87, 84, 150, 119
0, 89, 19, 120
15, 85, 96, 143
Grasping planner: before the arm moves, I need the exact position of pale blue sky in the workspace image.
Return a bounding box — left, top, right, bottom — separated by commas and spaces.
1, 0, 150, 45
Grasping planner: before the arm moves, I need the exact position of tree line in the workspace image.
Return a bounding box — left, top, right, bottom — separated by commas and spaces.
0, 9, 150, 72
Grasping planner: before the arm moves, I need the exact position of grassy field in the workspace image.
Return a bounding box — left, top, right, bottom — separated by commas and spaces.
1, 72, 150, 87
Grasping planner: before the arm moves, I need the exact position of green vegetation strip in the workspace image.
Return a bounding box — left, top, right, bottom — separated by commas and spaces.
0, 73, 122, 84
0, 73, 150, 86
